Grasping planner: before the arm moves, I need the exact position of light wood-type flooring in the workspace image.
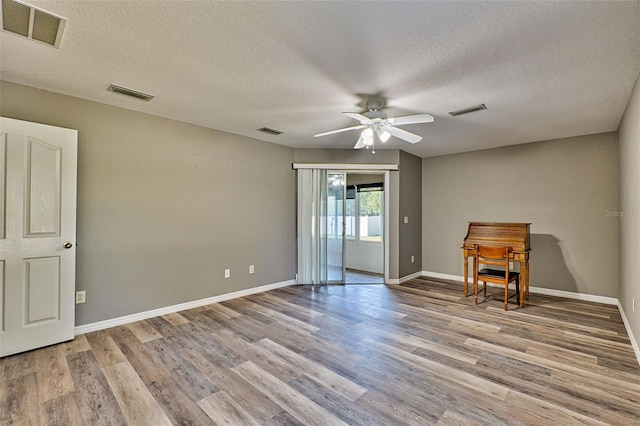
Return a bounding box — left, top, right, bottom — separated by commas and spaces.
1, 277, 639, 425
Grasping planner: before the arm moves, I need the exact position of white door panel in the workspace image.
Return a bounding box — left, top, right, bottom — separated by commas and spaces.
0, 117, 77, 357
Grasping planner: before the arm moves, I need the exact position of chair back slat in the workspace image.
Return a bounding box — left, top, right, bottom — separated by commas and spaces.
477, 245, 511, 262
472, 244, 521, 310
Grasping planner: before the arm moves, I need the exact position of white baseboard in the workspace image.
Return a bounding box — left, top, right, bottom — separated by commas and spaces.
418, 271, 464, 284
387, 271, 423, 285
421, 270, 639, 367
618, 301, 640, 366
74, 279, 296, 335
420, 271, 618, 305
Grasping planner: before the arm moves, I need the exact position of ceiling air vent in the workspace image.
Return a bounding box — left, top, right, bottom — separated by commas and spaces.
1, 0, 66, 48
108, 84, 155, 101
449, 104, 487, 117
257, 127, 283, 135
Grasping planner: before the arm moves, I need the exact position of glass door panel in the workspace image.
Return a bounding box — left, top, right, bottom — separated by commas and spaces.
327, 172, 345, 283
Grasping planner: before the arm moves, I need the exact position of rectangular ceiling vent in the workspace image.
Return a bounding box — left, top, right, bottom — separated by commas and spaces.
449, 104, 487, 117
1, 0, 66, 48
257, 127, 283, 135
108, 84, 155, 101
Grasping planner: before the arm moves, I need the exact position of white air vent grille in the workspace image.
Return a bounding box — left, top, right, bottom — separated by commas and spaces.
108, 84, 155, 101
449, 104, 487, 117
257, 127, 283, 135
1, 0, 66, 48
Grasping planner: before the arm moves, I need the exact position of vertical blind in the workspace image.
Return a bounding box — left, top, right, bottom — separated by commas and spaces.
296, 169, 328, 284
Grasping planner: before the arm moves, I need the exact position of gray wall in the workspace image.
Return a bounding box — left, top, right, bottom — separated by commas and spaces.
399, 150, 422, 277
1, 81, 296, 325
619, 74, 640, 345
422, 133, 619, 297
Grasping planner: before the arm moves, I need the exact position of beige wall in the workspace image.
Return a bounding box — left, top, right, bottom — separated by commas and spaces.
619, 74, 640, 346
1, 81, 296, 326
422, 133, 619, 297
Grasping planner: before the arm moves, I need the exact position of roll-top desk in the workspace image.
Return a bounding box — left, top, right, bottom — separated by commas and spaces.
462, 222, 531, 307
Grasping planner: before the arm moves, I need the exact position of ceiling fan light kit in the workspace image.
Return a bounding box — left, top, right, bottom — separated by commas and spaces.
314, 99, 434, 153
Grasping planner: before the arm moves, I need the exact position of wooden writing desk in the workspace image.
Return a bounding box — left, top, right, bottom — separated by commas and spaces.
462, 222, 531, 308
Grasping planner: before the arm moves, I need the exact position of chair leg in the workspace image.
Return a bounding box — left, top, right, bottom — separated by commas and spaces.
504, 285, 508, 311
517, 276, 523, 308
483, 280, 486, 297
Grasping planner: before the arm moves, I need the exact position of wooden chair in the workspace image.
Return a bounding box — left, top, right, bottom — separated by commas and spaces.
473, 244, 521, 310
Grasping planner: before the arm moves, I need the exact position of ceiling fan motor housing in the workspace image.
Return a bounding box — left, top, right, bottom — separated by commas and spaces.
363, 110, 387, 120
365, 99, 384, 111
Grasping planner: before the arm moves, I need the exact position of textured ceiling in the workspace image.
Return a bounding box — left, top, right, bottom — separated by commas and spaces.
1, 1, 639, 158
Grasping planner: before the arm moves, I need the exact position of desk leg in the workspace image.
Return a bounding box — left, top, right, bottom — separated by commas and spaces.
463, 256, 468, 297
525, 259, 530, 300
519, 260, 529, 308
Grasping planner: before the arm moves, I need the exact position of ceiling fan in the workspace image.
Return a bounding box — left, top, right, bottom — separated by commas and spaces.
314, 99, 434, 151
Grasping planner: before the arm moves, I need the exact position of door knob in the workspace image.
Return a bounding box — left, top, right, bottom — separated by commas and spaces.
63, 242, 73, 249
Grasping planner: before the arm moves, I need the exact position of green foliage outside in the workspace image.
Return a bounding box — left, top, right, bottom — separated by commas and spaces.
358, 190, 382, 216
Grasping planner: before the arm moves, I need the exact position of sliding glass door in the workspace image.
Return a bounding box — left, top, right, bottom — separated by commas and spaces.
327, 172, 346, 283
295, 164, 392, 285
296, 169, 346, 285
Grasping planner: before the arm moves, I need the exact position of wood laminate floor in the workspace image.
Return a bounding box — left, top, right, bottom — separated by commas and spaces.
1, 277, 639, 425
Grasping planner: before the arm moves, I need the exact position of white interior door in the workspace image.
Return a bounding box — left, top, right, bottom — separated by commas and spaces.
0, 117, 77, 357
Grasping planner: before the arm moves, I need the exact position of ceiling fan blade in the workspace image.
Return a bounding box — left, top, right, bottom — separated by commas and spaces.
354, 134, 366, 149
343, 112, 372, 123
388, 126, 423, 143
314, 124, 366, 137
388, 113, 434, 126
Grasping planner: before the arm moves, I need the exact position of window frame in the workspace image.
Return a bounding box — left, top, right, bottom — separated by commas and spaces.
346, 183, 384, 244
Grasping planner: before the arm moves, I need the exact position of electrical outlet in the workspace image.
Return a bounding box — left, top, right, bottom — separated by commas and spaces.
75, 291, 86, 304
411, 255, 415, 263
249, 265, 255, 274
404, 216, 409, 224
509, 262, 514, 270
224, 269, 230, 278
